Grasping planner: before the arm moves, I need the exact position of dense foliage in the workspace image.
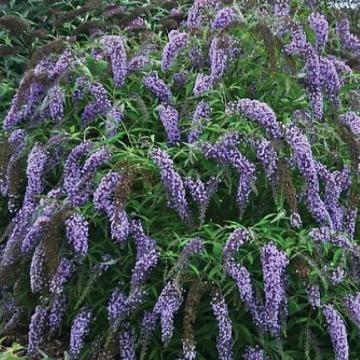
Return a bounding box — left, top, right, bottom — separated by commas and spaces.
1, 0, 360, 359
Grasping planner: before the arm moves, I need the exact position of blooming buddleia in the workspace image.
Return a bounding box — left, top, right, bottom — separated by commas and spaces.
107, 286, 128, 326
329, 267, 345, 286
49, 293, 67, 331
128, 54, 149, 72
211, 289, 233, 360
51, 49, 77, 79
81, 82, 112, 126
193, 73, 212, 96
188, 100, 211, 143
274, 0, 290, 16
102, 35, 128, 87
105, 107, 123, 138
304, 44, 321, 87
125, 16, 145, 31
110, 208, 130, 244
21, 214, 51, 253
70, 308, 92, 359
226, 99, 282, 139
327, 56, 352, 86
65, 213, 89, 256
47, 85, 64, 122
344, 292, 360, 330
93, 171, 122, 215
306, 284, 321, 309
336, 18, 360, 57
130, 220, 159, 292
339, 112, 360, 138
212, 7, 238, 30
284, 26, 307, 55
143, 72, 172, 103
49, 258, 74, 295
161, 30, 189, 71
308, 12, 328, 51
173, 72, 187, 87
261, 243, 289, 335
185, 176, 218, 224
119, 326, 136, 360
209, 37, 228, 84
28, 306, 48, 355
152, 148, 192, 225
73, 76, 89, 102
25, 145, 48, 203
243, 346, 266, 360
154, 280, 184, 345
63, 141, 93, 195
285, 126, 331, 225
308, 85, 323, 119
252, 138, 278, 184
158, 105, 181, 145
320, 57, 340, 106
322, 304, 349, 360
30, 243, 46, 293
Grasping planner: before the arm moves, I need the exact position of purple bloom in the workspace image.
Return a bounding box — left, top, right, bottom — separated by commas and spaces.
93, 171, 122, 215
119, 326, 136, 360
320, 57, 340, 106
308, 12, 329, 51
49, 293, 67, 331
81, 82, 112, 126
344, 292, 360, 330
173, 72, 187, 87
47, 85, 64, 122
154, 280, 184, 345
102, 36, 127, 87
306, 284, 321, 309
274, 0, 290, 16
209, 37, 228, 84
261, 243, 289, 335
212, 7, 238, 30
143, 72, 172, 103
285, 126, 331, 225
25, 145, 48, 203
49, 258, 74, 295
105, 106, 123, 138
327, 56, 352, 86
30, 244, 46, 293
157, 105, 181, 145
322, 304, 349, 360
339, 112, 360, 137
336, 18, 360, 57
51, 49, 76, 79
110, 209, 130, 244
70, 308, 92, 359
185, 176, 218, 224
211, 288, 233, 360
243, 346, 266, 360
28, 306, 48, 355
226, 99, 282, 139
73, 76, 89, 102
152, 148, 192, 225
329, 267, 345, 285
188, 100, 211, 143
108, 286, 128, 326
161, 30, 189, 71
308, 85, 323, 119
284, 26, 307, 55
125, 17, 145, 31
128, 55, 149, 72
252, 138, 278, 183
193, 73, 212, 96
65, 213, 89, 256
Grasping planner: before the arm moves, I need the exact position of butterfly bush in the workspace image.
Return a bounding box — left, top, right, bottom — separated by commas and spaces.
143, 72, 172, 104
188, 100, 211, 143
158, 105, 181, 145
70, 308, 92, 359
243, 346, 266, 360
161, 30, 189, 71
65, 213, 89, 256
336, 18, 360, 57
119, 326, 136, 360
27, 306, 48, 355
212, 7, 238, 30
308, 12, 329, 52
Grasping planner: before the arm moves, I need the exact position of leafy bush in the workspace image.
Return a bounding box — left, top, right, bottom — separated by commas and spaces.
1, 0, 360, 359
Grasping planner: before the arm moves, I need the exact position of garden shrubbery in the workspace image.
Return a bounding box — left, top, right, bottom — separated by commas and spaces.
1, 0, 360, 359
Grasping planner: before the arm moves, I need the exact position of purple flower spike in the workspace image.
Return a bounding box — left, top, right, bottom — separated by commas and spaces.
212, 7, 238, 30
226, 99, 282, 139
308, 12, 329, 51
47, 85, 64, 122
306, 284, 321, 309
119, 326, 136, 360
102, 35, 128, 87
336, 18, 360, 57
339, 112, 360, 137
28, 306, 48, 355
193, 73, 212, 97
152, 148, 192, 225
344, 292, 360, 330
161, 30, 189, 71
50, 258, 74, 295
322, 304, 349, 360
243, 346, 266, 360
30, 244, 46, 294
158, 105, 181, 145
143, 72, 172, 103
154, 281, 184, 345
211, 289, 233, 360
65, 213, 89, 256
70, 308, 92, 359
188, 100, 211, 143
